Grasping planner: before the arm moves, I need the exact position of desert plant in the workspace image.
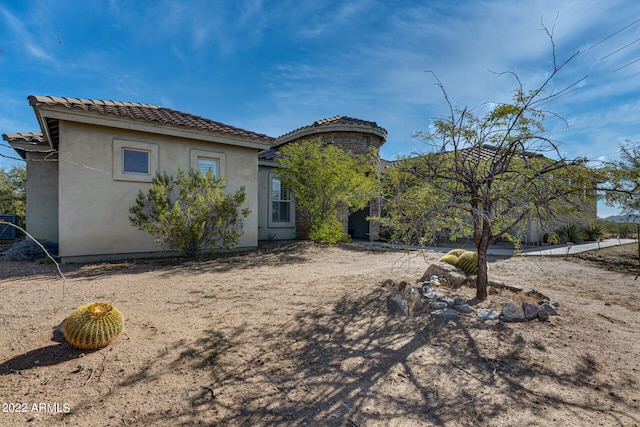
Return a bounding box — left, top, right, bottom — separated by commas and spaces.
543, 232, 561, 245
63, 302, 124, 350
129, 169, 249, 257
557, 223, 584, 244
439, 253, 459, 266
582, 221, 607, 241
446, 249, 467, 257
457, 251, 479, 275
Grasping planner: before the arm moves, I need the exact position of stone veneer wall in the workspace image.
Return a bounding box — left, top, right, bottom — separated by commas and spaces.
285, 131, 384, 241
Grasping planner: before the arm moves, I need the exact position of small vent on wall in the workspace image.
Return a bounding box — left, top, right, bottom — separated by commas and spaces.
0, 214, 18, 240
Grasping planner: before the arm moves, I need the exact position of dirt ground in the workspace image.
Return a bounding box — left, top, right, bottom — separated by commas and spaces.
0, 242, 638, 427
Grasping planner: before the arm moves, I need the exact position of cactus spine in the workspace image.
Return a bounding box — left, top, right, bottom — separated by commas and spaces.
63, 302, 124, 350
457, 251, 479, 275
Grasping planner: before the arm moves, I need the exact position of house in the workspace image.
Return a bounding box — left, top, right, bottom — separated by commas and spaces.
3, 95, 273, 261
257, 116, 387, 241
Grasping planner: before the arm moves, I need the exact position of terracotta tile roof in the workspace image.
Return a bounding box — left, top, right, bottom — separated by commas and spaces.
258, 146, 279, 162
457, 144, 544, 161
28, 95, 275, 143
276, 115, 387, 145
2, 132, 44, 144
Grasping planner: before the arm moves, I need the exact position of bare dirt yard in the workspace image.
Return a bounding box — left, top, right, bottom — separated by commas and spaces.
0, 242, 638, 427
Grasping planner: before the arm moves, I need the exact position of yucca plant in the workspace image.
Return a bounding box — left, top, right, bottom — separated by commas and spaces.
557, 223, 584, 244
582, 221, 607, 241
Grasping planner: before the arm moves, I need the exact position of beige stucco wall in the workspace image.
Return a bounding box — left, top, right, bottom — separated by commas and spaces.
25, 151, 58, 243
57, 121, 260, 260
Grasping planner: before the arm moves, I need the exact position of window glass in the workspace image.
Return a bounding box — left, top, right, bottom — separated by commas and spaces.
123, 149, 150, 174
271, 177, 291, 222
197, 157, 219, 178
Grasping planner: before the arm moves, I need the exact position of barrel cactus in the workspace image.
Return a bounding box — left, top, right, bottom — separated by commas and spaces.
439, 253, 459, 266
456, 251, 479, 275
446, 249, 467, 258
63, 302, 124, 350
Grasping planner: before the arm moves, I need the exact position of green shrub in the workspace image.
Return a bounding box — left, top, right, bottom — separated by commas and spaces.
582, 221, 607, 241
543, 232, 561, 245
557, 223, 584, 244
129, 169, 249, 257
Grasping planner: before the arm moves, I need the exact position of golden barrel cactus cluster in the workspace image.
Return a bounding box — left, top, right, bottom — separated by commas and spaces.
63, 302, 124, 350
439, 249, 480, 275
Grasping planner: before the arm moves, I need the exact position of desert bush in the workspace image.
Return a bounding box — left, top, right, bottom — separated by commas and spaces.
129, 169, 249, 258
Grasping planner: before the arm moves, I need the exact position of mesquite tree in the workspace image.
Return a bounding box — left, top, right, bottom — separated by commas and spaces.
382, 38, 595, 300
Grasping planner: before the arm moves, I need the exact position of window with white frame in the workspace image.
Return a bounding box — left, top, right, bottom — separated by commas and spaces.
113, 139, 158, 182
197, 156, 220, 178
190, 149, 225, 179
271, 176, 291, 223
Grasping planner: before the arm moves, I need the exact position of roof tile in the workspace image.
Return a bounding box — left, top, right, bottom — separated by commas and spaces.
28, 95, 275, 143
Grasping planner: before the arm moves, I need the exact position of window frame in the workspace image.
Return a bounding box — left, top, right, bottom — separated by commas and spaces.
113, 139, 159, 182
268, 173, 294, 227
190, 149, 225, 179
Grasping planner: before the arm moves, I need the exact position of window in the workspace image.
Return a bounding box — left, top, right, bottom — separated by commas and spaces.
123, 149, 150, 174
113, 139, 158, 182
190, 149, 225, 178
197, 157, 220, 178
271, 177, 291, 222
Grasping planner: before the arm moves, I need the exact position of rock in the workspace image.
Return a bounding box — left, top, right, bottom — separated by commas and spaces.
476, 308, 500, 320
423, 289, 439, 300
388, 280, 422, 316
539, 302, 558, 316
456, 304, 475, 314
431, 308, 457, 319
522, 301, 542, 320
501, 300, 525, 321
421, 263, 468, 287
430, 301, 448, 310
453, 297, 465, 307
488, 279, 506, 288
539, 298, 560, 307
438, 296, 455, 307
537, 309, 550, 321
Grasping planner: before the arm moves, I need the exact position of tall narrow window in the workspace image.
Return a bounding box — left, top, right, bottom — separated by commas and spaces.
271, 177, 291, 222
197, 157, 219, 178
123, 149, 150, 174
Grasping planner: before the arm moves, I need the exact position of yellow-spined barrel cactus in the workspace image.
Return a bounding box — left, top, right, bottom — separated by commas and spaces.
63, 302, 124, 350
439, 253, 459, 266
456, 251, 479, 275
446, 249, 467, 258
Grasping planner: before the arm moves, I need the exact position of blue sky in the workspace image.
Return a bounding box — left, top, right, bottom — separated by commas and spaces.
1, 0, 639, 217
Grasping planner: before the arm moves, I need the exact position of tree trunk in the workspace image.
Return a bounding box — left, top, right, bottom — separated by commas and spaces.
474, 218, 492, 300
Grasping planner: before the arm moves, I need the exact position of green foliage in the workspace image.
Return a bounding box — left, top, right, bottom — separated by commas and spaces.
600, 142, 639, 217
602, 221, 636, 238
582, 221, 607, 241
276, 139, 378, 244
557, 223, 584, 244
0, 165, 26, 224
543, 232, 561, 245
129, 169, 249, 257
379, 54, 595, 300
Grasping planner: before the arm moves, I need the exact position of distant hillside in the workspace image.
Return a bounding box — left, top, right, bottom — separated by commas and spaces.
601, 214, 640, 223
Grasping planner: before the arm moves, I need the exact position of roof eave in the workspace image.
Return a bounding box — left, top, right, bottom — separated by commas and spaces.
276, 123, 387, 146
32, 104, 274, 150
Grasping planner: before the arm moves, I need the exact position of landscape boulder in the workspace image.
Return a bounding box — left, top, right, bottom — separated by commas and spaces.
387, 280, 422, 316
501, 300, 525, 321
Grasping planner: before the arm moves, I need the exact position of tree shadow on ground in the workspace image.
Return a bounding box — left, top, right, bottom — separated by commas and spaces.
53, 286, 639, 426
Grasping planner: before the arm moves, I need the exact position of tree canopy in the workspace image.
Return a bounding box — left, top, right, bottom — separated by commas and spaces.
276, 139, 378, 244
0, 164, 26, 224
599, 141, 640, 220
381, 56, 595, 300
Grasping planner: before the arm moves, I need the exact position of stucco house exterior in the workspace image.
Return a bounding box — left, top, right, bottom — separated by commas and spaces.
4, 95, 273, 261
258, 116, 387, 242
